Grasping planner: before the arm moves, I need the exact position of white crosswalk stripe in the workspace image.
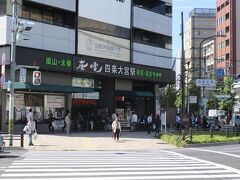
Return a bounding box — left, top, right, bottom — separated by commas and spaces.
0, 150, 240, 180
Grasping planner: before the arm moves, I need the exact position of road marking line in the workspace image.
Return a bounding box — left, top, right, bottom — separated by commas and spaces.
0, 170, 234, 177
188, 148, 240, 159
1, 174, 240, 180
161, 150, 240, 175
4, 166, 224, 172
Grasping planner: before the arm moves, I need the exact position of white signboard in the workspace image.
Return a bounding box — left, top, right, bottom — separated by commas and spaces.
189, 96, 197, 104
79, 0, 131, 28
196, 79, 216, 87
78, 30, 130, 62
1, 53, 6, 87
19, 68, 26, 83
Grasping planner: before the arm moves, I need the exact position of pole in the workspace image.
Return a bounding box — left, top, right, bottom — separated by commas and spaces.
181, 12, 185, 113
9, 0, 17, 146
203, 49, 206, 117
186, 62, 190, 114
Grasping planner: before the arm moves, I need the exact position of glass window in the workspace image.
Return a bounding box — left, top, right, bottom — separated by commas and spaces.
72, 77, 102, 89
133, 28, 172, 49
64, 12, 75, 28
43, 9, 53, 24
0, 0, 6, 15
53, 11, 63, 26
133, 0, 172, 16
44, 95, 65, 120
30, 7, 42, 21
22, 0, 75, 29
22, 6, 30, 19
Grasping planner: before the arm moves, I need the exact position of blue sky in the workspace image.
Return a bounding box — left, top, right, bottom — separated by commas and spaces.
172, 0, 216, 57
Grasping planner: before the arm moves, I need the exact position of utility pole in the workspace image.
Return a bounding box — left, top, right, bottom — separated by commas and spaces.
9, 0, 17, 146
181, 12, 185, 113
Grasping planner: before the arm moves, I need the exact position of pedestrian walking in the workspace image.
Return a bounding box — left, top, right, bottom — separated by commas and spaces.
176, 113, 181, 130
147, 114, 152, 134
48, 113, 54, 133
154, 114, 161, 137
131, 112, 138, 131
111, 113, 121, 141
25, 109, 36, 146
64, 110, 71, 135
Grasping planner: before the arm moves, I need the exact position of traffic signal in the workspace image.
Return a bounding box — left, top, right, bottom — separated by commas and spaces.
33, 71, 41, 85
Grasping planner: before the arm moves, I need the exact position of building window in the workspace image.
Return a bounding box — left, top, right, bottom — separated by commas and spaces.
22, 6, 30, 19
30, 7, 42, 22
225, 13, 229, 20
226, 39, 229, 47
43, 8, 53, 24
221, 3, 224, 9
133, 0, 172, 17
133, 28, 172, 49
225, 0, 229, 6
0, 0, 6, 15
53, 11, 63, 26
226, 53, 229, 60
226, 26, 229, 33
22, 0, 75, 29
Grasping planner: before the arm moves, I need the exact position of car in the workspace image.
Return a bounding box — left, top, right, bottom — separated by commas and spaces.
206, 117, 219, 129
0, 134, 5, 152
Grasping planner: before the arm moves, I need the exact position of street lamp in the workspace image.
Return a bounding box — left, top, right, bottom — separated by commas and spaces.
198, 34, 227, 118
8, 0, 34, 146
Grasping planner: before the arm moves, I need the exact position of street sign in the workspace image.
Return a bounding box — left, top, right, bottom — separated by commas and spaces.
19, 68, 26, 83
189, 96, 197, 104
196, 79, 216, 87
216, 95, 231, 100
199, 98, 208, 106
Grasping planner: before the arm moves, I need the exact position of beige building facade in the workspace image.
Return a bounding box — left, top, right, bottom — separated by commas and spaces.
184, 8, 216, 81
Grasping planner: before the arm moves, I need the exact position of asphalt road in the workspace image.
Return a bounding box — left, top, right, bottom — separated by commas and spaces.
173, 143, 240, 170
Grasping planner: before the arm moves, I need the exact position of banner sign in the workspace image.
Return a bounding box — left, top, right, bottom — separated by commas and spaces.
16, 47, 73, 72
73, 56, 175, 83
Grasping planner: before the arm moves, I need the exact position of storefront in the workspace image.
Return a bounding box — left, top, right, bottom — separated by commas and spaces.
73, 55, 175, 129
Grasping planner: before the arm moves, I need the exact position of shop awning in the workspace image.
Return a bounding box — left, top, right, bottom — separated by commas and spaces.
5, 82, 96, 93
115, 90, 154, 97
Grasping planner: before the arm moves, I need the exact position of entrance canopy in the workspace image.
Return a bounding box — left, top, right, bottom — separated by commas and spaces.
115, 90, 154, 97
4, 82, 96, 93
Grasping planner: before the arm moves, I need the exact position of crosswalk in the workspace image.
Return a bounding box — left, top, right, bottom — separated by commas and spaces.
0, 150, 240, 179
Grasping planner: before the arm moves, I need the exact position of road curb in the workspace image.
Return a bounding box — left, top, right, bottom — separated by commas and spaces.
183, 141, 240, 148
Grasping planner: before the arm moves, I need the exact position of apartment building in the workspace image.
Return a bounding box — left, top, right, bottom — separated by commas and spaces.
216, 0, 240, 77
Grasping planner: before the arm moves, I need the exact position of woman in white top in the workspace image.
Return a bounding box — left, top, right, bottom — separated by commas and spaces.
26, 109, 36, 146
65, 110, 71, 135
111, 113, 121, 141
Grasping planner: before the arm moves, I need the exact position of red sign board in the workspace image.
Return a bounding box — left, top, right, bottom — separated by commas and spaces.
72, 99, 97, 106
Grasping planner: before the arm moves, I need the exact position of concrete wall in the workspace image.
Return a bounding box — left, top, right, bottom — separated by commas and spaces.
132, 42, 172, 69
133, 6, 171, 37
0, 16, 75, 54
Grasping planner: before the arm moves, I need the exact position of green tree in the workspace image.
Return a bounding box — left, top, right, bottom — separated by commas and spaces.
161, 84, 177, 108
218, 76, 233, 110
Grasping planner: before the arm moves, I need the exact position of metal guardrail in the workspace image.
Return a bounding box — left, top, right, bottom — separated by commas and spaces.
0, 133, 24, 148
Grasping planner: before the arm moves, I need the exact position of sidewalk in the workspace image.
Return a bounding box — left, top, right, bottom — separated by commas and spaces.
22, 131, 175, 151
